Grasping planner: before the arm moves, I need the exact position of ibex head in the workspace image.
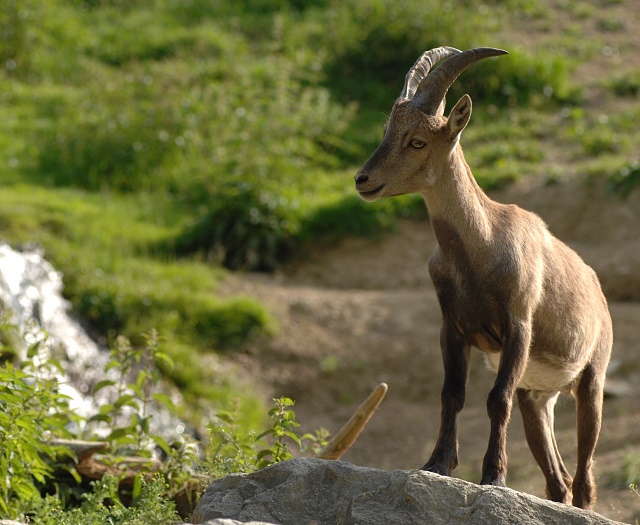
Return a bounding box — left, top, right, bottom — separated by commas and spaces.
355, 47, 507, 201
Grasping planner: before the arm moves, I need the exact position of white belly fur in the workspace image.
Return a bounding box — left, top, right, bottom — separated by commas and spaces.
483, 352, 584, 393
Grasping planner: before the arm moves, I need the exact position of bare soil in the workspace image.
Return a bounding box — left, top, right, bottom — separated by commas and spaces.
220, 2, 640, 522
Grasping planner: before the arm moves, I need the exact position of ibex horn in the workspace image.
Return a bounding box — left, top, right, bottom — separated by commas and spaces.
400, 46, 461, 101
413, 47, 508, 115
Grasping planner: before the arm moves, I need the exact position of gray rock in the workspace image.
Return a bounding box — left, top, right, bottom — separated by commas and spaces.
192, 458, 627, 525
203, 521, 276, 525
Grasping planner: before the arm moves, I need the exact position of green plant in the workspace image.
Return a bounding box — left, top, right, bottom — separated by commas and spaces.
256, 397, 301, 468
0, 311, 329, 519
606, 160, 640, 196
0, 316, 77, 519
85, 330, 176, 459
175, 184, 298, 271
605, 451, 640, 490
320, 0, 576, 109
609, 71, 640, 97
206, 397, 329, 477
631, 483, 639, 525
33, 76, 183, 192
206, 400, 261, 477
299, 194, 401, 241
30, 474, 181, 525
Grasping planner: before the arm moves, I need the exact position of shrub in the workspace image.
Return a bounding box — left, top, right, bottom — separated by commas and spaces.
0, 317, 327, 520
299, 193, 422, 241
170, 49, 356, 270
320, 0, 577, 109
175, 184, 299, 272
606, 159, 640, 196
206, 397, 329, 478
0, 316, 76, 519
30, 475, 182, 525
609, 70, 640, 98
186, 296, 276, 349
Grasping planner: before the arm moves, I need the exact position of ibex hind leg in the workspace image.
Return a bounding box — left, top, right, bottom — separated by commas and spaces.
516, 389, 572, 504
572, 361, 606, 510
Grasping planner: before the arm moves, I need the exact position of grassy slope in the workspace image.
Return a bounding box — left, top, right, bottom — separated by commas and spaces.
0, 0, 639, 427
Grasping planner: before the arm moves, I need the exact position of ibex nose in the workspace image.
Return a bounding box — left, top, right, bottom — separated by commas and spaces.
355, 172, 369, 185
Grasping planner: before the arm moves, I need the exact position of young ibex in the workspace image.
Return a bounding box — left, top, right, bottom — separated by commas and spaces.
355, 46, 612, 510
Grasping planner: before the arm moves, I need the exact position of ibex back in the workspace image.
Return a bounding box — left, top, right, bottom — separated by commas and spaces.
355, 46, 612, 510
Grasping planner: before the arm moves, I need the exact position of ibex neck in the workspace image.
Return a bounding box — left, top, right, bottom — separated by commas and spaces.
421, 146, 495, 245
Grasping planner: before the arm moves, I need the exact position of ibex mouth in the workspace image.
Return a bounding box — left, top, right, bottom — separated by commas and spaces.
358, 184, 386, 200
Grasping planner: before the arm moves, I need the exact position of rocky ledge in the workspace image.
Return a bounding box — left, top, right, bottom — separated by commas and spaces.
191, 457, 628, 525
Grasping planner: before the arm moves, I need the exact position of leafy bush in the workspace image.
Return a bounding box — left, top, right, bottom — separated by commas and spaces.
175, 184, 299, 271
185, 296, 276, 349
0, 317, 76, 518
448, 47, 579, 107
606, 160, 640, 196
168, 47, 356, 270
319, 0, 577, 109
320, 0, 471, 107
207, 397, 329, 478
609, 70, 640, 98
299, 193, 424, 241
0, 315, 328, 521
31, 475, 181, 525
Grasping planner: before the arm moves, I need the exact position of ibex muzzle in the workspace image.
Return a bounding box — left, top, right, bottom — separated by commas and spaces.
355, 46, 612, 510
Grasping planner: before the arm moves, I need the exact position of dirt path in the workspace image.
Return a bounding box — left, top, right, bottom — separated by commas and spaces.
221, 177, 640, 523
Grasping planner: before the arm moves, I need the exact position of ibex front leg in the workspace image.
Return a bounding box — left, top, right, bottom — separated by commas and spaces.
422, 323, 470, 475
481, 318, 532, 486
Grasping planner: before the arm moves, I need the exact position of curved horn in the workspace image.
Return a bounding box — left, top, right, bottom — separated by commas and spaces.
413, 47, 508, 115
400, 46, 461, 100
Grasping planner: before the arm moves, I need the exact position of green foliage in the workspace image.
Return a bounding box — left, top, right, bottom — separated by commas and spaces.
86, 331, 175, 453
256, 397, 301, 467
605, 451, 640, 490
609, 70, 640, 98
30, 475, 181, 525
185, 296, 276, 349
300, 193, 424, 241
606, 160, 640, 196
450, 47, 579, 107
0, 316, 327, 520
318, 0, 576, 109
60, 253, 274, 350
175, 184, 299, 271
0, 318, 76, 518
207, 397, 329, 477
33, 78, 182, 192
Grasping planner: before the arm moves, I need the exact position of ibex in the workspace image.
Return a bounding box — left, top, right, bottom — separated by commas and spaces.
355, 46, 612, 510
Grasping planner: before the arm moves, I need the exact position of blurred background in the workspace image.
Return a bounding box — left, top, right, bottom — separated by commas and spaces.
1, 0, 639, 521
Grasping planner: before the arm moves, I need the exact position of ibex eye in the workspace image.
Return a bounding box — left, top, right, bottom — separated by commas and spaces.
410, 140, 425, 149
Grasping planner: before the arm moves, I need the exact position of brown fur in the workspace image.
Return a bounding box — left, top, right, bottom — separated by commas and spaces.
355, 87, 612, 509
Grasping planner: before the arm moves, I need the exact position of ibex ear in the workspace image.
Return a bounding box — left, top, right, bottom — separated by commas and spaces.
447, 94, 472, 141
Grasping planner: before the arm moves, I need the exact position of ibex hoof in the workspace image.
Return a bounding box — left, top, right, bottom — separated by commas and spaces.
420, 461, 453, 477
480, 477, 507, 487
